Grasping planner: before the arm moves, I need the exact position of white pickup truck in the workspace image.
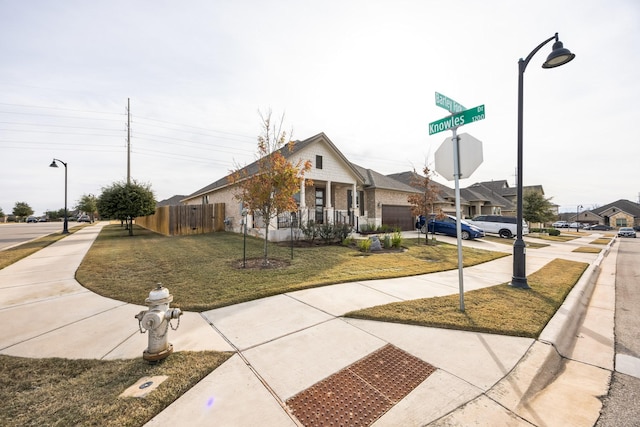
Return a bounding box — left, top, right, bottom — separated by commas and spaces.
467, 215, 529, 239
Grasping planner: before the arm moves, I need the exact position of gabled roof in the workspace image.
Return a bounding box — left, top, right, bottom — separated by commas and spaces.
352, 166, 417, 192
464, 182, 514, 209
592, 199, 640, 217
157, 195, 187, 207
183, 132, 365, 201
386, 171, 458, 203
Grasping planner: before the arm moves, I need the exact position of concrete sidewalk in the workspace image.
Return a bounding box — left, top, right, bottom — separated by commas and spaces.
0, 223, 616, 426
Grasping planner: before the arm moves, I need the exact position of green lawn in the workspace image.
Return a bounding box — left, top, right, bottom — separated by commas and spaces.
347, 258, 588, 338
76, 225, 507, 311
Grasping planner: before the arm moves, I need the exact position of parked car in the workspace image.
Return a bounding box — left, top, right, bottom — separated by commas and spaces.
467, 215, 528, 239
569, 222, 583, 229
77, 214, 91, 223
421, 214, 485, 240
586, 224, 613, 231
617, 227, 636, 238
26, 216, 38, 223
552, 221, 569, 228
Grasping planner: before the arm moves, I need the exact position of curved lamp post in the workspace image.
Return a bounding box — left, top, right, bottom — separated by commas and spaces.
511, 33, 575, 289
49, 158, 69, 234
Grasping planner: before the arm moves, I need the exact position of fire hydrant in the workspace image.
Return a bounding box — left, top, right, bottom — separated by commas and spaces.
135, 283, 183, 362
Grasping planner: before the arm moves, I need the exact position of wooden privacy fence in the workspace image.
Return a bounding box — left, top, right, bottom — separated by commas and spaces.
136, 204, 225, 236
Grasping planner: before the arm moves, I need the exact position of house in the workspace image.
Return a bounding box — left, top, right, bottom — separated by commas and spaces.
576, 199, 640, 228
182, 133, 424, 241
180, 132, 551, 241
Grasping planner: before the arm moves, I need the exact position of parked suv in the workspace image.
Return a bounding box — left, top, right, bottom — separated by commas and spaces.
468, 215, 528, 239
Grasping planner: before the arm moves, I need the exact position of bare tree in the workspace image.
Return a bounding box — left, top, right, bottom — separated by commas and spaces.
229, 110, 312, 265
407, 166, 442, 244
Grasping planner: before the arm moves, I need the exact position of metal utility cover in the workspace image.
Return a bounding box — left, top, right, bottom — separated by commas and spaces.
434, 133, 483, 181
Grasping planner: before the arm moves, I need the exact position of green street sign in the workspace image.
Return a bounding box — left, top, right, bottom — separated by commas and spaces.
435, 92, 465, 113
429, 105, 485, 135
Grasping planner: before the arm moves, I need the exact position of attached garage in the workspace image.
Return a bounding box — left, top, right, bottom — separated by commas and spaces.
381, 205, 414, 231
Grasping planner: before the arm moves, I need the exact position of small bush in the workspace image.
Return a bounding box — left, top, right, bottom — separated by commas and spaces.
318, 223, 335, 244
334, 223, 352, 242
547, 228, 561, 236
391, 230, 403, 248
358, 238, 372, 252
301, 220, 319, 243
383, 234, 391, 248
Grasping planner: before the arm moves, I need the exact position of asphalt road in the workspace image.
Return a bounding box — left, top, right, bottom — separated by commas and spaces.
596, 237, 640, 426
0, 222, 79, 250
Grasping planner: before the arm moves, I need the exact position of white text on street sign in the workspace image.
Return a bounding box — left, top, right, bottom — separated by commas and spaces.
435, 92, 465, 113
428, 105, 485, 135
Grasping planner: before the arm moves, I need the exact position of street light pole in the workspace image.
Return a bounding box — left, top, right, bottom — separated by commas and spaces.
49, 158, 69, 234
511, 33, 575, 289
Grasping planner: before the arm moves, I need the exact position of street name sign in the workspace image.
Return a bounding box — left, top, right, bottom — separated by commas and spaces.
435, 92, 465, 113
428, 104, 485, 135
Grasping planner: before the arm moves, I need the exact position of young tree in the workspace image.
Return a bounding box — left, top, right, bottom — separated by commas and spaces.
523, 190, 556, 225
75, 194, 98, 221
229, 111, 312, 265
97, 180, 156, 236
12, 201, 34, 221
407, 167, 441, 244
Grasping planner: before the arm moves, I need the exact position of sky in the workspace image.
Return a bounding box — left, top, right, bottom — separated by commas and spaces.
1, 0, 639, 217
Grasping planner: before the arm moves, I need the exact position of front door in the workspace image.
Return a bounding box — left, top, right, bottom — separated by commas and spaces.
315, 188, 325, 223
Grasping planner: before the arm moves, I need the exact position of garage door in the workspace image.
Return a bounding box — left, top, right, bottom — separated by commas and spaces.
382, 205, 414, 231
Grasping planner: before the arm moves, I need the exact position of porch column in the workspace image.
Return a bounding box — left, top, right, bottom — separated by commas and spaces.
326, 181, 332, 208
299, 179, 306, 208
352, 184, 358, 213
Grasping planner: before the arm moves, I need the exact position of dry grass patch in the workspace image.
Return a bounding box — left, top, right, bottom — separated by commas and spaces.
346, 258, 588, 338
573, 246, 602, 253
0, 351, 232, 427
591, 238, 611, 245
473, 235, 548, 248
531, 234, 577, 242
76, 225, 507, 311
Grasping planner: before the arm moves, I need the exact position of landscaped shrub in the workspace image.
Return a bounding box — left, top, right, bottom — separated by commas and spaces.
358, 238, 371, 252
318, 223, 335, 244
334, 223, 352, 242
301, 220, 319, 243
547, 228, 561, 236
391, 229, 403, 248
383, 234, 391, 248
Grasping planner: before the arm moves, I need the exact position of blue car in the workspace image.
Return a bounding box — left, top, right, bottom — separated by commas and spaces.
420, 214, 485, 240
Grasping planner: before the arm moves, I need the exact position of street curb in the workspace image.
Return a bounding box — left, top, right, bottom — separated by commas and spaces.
538, 238, 614, 357
483, 238, 616, 418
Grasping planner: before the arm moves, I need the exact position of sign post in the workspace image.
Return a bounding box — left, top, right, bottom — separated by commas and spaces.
431, 93, 485, 312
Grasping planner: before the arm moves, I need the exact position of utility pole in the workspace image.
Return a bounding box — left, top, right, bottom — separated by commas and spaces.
126, 98, 131, 184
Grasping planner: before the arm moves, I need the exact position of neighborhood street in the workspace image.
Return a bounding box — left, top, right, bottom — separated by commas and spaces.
0, 222, 77, 250
596, 237, 640, 426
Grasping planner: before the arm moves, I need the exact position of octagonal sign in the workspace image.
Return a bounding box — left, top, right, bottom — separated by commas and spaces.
434, 133, 483, 181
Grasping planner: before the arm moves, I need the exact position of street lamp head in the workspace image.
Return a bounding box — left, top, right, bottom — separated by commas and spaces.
49, 159, 59, 168
542, 34, 575, 68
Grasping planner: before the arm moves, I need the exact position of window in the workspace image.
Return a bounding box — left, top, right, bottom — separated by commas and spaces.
616, 218, 627, 227
316, 155, 323, 169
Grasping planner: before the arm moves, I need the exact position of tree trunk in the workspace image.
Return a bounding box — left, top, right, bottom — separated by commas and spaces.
263, 223, 270, 265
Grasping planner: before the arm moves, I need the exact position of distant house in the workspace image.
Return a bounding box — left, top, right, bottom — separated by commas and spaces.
179, 133, 551, 241
576, 199, 640, 228
156, 195, 187, 207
